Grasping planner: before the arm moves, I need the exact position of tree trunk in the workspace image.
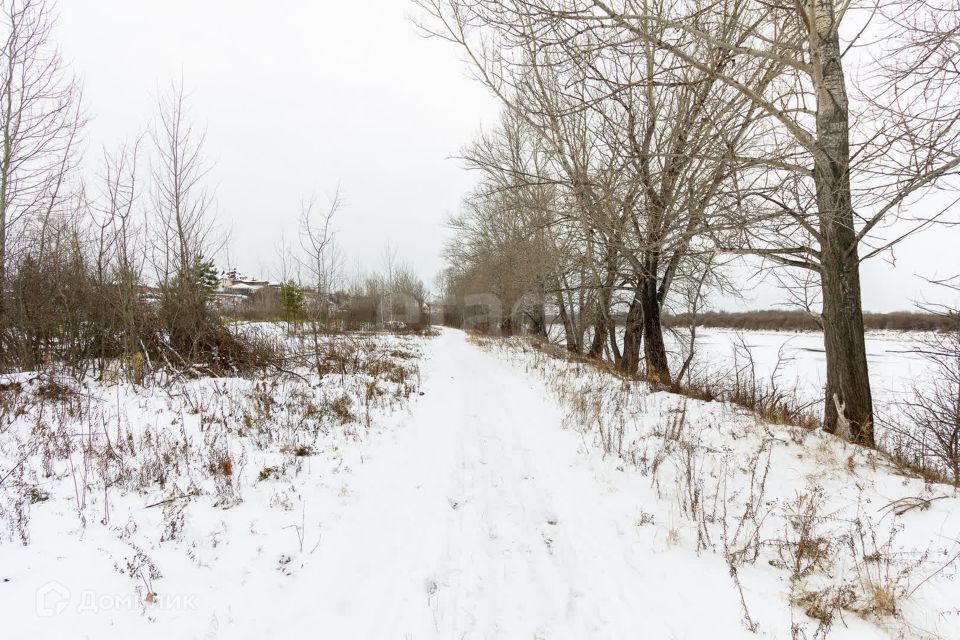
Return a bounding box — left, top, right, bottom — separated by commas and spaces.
589, 277, 616, 360
0, 150, 7, 323
639, 271, 670, 383
555, 291, 579, 352
588, 307, 607, 359
529, 307, 546, 338
820, 254, 873, 444
532, 279, 547, 339
590, 255, 618, 360
608, 315, 622, 366
0, 234, 5, 321
500, 315, 513, 336
620, 293, 643, 375
812, 0, 874, 445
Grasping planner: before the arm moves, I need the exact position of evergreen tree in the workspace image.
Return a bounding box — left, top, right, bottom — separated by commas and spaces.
279, 280, 305, 318
194, 256, 220, 298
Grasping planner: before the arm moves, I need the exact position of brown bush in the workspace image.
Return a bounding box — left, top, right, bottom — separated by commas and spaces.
1, 248, 164, 378
0, 247, 285, 381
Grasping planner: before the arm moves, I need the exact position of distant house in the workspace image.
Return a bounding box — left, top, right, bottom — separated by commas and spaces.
207, 273, 276, 312
217, 277, 271, 297
137, 284, 161, 305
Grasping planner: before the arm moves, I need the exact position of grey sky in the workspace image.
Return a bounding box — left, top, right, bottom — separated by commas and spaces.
56, 0, 501, 288
56, 1, 958, 312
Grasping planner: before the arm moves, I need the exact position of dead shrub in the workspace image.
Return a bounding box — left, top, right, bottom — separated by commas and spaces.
845, 516, 915, 621
777, 487, 833, 581
790, 584, 856, 638
884, 325, 960, 485
282, 444, 316, 458
34, 378, 75, 402
258, 466, 279, 481
329, 394, 354, 423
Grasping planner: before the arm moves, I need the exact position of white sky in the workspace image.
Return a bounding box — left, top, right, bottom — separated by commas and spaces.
56, 0, 500, 289
55, 0, 959, 312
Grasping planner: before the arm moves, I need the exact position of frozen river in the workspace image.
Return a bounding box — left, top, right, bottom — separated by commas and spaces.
669, 328, 935, 415
548, 324, 936, 417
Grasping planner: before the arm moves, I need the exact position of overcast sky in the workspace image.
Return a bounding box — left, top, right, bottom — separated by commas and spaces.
55, 1, 958, 312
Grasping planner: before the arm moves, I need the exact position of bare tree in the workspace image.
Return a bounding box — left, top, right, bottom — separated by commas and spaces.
583, 0, 960, 444
418, 0, 781, 382
393, 262, 429, 324
89, 136, 149, 371
381, 240, 399, 324
151, 80, 215, 286
299, 188, 343, 325
0, 0, 82, 320
149, 80, 223, 361
458, 110, 576, 341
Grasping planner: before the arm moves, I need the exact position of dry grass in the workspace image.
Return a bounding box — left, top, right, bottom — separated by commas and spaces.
0, 328, 427, 545
500, 331, 960, 492
470, 331, 960, 638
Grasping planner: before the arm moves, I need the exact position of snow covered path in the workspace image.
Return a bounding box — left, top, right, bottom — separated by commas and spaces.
241, 328, 758, 639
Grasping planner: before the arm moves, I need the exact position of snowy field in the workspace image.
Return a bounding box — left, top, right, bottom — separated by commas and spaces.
546, 324, 935, 415
1, 327, 958, 639
668, 328, 934, 413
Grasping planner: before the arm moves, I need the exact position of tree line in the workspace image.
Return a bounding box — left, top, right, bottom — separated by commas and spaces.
0, 0, 429, 381
0, 0, 240, 378
659, 310, 958, 333
419, 0, 960, 446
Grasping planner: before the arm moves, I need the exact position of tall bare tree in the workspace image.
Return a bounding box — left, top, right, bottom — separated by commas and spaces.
587, 0, 960, 444
151, 81, 215, 286
418, 0, 782, 382
0, 0, 81, 319
299, 189, 343, 324
149, 81, 221, 360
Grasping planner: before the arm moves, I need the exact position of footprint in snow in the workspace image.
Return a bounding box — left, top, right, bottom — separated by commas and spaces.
542, 532, 555, 553
424, 578, 439, 605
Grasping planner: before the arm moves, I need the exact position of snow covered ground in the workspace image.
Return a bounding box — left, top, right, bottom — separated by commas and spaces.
545, 323, 937, 419
1, 328, 958, 639
664, 328, 935, 414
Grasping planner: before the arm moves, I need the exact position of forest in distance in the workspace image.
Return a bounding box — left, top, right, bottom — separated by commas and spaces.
659, 309, 957, 333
